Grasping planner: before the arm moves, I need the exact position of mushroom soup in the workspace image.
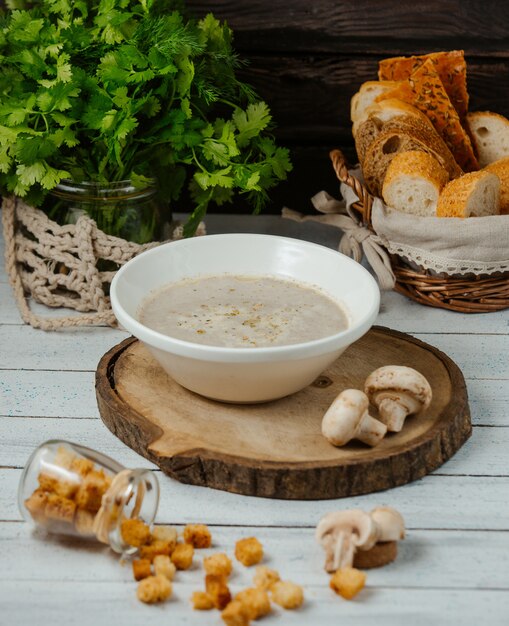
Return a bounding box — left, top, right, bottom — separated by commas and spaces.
138, 274, 349, 348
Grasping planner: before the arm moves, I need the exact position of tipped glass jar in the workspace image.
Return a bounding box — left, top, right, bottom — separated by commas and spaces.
42, 179, 168, 244
18, 440, 159, 553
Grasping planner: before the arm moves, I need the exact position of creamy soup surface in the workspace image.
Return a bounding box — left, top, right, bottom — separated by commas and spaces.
138, 274, 349, 348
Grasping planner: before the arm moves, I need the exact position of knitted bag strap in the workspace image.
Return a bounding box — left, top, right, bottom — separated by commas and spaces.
2, 196, 161, 330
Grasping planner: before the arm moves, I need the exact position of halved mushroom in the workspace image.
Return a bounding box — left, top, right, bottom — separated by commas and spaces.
364, 366, 432, 432
321, 389, 387, 447
315, 510, 379, 572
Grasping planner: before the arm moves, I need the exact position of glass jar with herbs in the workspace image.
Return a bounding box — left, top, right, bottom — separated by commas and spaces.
43, 180, 167, 245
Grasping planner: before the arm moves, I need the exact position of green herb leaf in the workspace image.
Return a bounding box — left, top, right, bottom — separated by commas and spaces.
0, 0, 292, 237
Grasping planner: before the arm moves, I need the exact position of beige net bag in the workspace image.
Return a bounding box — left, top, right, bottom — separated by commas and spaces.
2, 196, 204, 330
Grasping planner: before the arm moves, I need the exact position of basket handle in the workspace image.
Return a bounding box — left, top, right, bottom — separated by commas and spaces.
329, 149, 374, 225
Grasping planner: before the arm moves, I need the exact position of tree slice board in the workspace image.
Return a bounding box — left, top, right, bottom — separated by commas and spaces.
96, 326, 471, 500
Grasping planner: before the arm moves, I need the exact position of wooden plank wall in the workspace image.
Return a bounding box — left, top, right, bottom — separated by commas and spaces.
187, 0, 509, 213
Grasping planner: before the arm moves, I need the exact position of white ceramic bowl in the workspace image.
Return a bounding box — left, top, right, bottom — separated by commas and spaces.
110, 234, 380, 403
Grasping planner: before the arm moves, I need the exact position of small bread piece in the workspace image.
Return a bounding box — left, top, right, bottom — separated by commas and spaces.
378, 50, 469, 119
484, 157, 509, 214
70, 457, 94, 477
151, 525, 178, 547
253, 565, 280, 591
24, 488, 49, 524
44, 493, 76, 524
74, 508, 96, 536
171, 542, 194, 570
235, 537, 264, 567
377, 59, 478, 171
382, 151, 449, 216
362, 130, 453, 197
137, 575, 172, 604
221, 600, 250, 626
37, 473, 79, 499
191, 591, 215, 610
236, 587, 271, 620
205, 574, 232, 610
353, 541, 398, 569
330, 567, 367, 600
183, 523, 212, 548
140, 539, 174, 562
132, 558, 152, 581
153, 555, 176, 581
350, 81, 400, 123
468, 112, 509, 167
120, 518, 151, 548
271, 581, 304, 610
437, 171, 500, 217
74, 470, 111, 513
204, 553, 233, 578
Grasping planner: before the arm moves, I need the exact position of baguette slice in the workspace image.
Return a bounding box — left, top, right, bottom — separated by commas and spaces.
350, 81, 400, 123
484, 157, 509, 214
355, 112, 462, 180
382, 151, 449, 216
376, 59, 479, 172
362, 130, 452, 197
436, 171, 500, 217
467, 112, 509, 167
378, 50, 468, 119
352, 98, 429, 137
380, 115, 462, 179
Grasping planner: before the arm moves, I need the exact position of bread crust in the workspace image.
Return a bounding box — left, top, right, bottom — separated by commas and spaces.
378, 50, 469, 119
376, 59, 478, 172
350, 81, 400, 123
437, 171, 500, 217
382, 116, 462, 179
485, 157, 509, 214
363, 129, 456, 197
383, 150, 448, 201
467, 111, 509, 168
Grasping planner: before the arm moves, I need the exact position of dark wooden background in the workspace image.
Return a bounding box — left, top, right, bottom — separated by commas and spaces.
188, 0, 509, 214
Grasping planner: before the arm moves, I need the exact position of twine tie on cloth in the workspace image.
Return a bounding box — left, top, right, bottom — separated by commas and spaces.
282, 190, 396, 290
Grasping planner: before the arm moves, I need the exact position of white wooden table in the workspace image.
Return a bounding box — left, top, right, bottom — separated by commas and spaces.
1, 214, 508, 625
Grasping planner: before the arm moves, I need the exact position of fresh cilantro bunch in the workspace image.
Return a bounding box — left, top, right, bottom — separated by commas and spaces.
0, 0, 292, 235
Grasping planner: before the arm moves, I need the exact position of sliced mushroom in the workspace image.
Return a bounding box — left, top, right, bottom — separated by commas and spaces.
364, 366, 432, 432
315, 510, 379, 572
371, 506, 405, 541
321, 389, 387, 447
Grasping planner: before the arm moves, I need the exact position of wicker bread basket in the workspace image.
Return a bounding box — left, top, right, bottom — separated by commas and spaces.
330, 149, 509, 313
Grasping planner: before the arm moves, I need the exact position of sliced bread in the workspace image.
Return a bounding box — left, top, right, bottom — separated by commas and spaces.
467, 112, 509, 167
354, 116, 384, 163
484, 157, 509, 214
362, 130, 452, 197
352, 98, 429, 136
376, 59, 479, 172
350, 81, 400, 123
382, 115, 462, 179
382, 151, 449, 216
436, 171, 500, 217
355, 112, 462, 180
378, 50, 468, 119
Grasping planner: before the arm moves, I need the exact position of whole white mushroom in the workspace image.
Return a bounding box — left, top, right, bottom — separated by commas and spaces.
365, 365, 432, 432
321, 388, 387, 447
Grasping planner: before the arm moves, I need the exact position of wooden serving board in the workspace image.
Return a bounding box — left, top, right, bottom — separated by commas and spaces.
96, 326, 471, 500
